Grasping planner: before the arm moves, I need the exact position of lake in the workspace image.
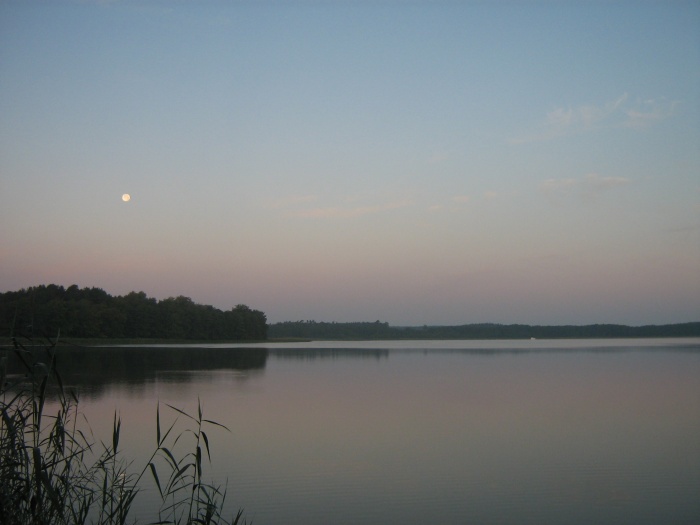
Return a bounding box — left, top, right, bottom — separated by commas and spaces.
27, 339, 700, 524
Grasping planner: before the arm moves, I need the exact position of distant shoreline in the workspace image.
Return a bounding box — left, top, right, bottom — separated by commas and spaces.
4, 322, 699, 348
267, 321, 700, 341
6, 333, 699, 349
4, 286, 698, 344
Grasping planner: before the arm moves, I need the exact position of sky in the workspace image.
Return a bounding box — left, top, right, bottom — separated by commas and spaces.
1, 0, 699, 326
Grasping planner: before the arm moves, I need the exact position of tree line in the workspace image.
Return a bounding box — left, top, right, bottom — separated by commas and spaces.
0, 284, 267, 341
268, 320, 700, 340
268, 320, 393, 339
2, 285, 696, 341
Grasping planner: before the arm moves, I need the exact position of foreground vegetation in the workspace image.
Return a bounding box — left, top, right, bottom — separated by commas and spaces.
0, 334, 246, 524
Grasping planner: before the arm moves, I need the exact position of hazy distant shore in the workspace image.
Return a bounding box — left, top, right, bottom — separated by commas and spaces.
6, 322, 697, 347
266, 321, 700, 341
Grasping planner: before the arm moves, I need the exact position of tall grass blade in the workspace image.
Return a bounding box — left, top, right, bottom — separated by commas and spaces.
54, 364, 64, 397
102, 468, 109, 510
39, 469, 61, 511
113, 412, 121, 453
164, 403, 196, 422
160, 447, 179, 469
70, 387, 79, 405
37, 371, 48, 431
32, 446, 43, 500
157, 403, 161, 446
1, 406, 18, 438
201, 430, 211, 462
172, 464, 192, 487
12, 346, 32, 372
203, 419, 231, 432
232, 508, 246, 525
0, 355, 6, 389
150, 462, 163, 497
196, 445, 202, 482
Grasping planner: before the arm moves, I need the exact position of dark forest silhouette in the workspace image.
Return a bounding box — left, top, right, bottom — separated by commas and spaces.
0, 284, 267, 341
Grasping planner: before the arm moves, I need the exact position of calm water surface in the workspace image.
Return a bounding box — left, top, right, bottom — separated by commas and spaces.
51, 339, 700, 524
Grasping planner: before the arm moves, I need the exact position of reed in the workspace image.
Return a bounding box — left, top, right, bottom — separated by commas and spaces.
0, 334, 247, 525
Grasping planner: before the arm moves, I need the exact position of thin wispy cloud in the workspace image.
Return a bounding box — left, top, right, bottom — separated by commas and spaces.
540, 173, 631, 201
293, 199, 412, 219
624, 98, 679, 129
266, 194, 318, 209
428, 191, 501, 213
436, 194, 471, 212
512, 94, 678, 143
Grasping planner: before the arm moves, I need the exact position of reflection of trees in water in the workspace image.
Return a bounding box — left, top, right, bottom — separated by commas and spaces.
269, 348, 388, 360
3, 346, 268, 399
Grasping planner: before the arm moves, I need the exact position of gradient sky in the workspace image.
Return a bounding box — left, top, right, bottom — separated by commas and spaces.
1, 1, 698, 326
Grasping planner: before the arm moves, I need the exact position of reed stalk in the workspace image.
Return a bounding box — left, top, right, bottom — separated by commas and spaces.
0, 334, 246, 525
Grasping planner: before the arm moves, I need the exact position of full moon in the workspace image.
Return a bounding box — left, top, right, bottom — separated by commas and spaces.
122, 194, 131, 202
